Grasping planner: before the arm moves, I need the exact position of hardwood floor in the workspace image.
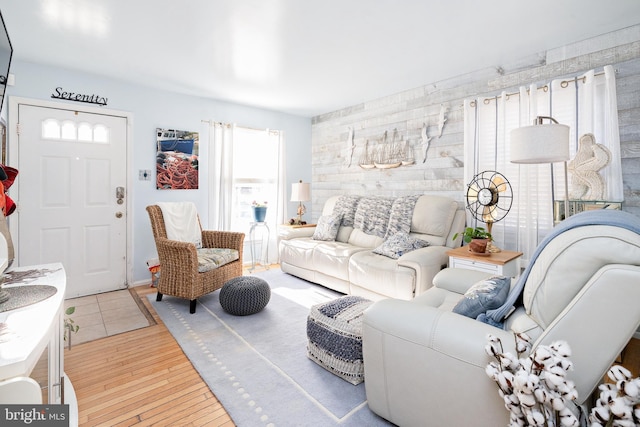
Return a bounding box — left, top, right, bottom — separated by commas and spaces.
64, 285, 235, 427
64, 277, 640, 426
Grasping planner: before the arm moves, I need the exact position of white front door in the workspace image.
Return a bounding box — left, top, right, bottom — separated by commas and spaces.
13, 103, 128, 297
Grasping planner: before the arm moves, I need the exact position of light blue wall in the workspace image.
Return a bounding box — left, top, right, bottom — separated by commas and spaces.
4, 59, 312, 283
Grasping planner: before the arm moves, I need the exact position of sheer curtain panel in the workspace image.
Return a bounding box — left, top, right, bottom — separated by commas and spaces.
464, 66, 623, 263
207, 123, 286, 264
208, 122, 235, 231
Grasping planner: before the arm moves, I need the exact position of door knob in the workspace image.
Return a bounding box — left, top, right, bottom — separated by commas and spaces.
115, 212, 123, 218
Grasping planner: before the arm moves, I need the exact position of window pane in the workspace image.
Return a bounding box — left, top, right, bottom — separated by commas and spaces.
61, 121, 77, 140
78, 122, 93, 141
42, 119, 61, 140
93, 124, 109, 143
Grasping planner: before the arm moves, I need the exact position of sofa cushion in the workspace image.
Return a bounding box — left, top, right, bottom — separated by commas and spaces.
411, 195, 458, 238
348, 251, 417, 300
322, 195, 343, 216
452, 275, 510, 319
196, 248, 239, 273
336, 226, 353, 243
313, 242, 369, 281
347, 228, 384, 249
312, 214, 342, 241
372, 232, 430, 259
279, 237, 322, 269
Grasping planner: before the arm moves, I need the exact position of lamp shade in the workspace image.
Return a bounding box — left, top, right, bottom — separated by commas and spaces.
291, 181, 310, 202
510, 123, 570, 164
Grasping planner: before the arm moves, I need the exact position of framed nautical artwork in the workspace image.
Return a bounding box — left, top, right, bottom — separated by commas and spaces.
156, 128, 199, 190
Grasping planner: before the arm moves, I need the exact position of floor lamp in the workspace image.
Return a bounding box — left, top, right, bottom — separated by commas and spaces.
290, 180, 311, 225
510, 116, 571, 221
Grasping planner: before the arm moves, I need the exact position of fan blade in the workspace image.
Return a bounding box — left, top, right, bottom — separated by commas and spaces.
467, 184, 479, 199
482, 206, 499, 223
490, 174, 507, 192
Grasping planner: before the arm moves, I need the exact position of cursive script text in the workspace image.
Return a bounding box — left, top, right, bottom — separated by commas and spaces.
51, 87, 108, 106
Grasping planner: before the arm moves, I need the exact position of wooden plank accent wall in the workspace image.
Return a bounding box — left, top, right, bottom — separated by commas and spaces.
310, 26, 640, 220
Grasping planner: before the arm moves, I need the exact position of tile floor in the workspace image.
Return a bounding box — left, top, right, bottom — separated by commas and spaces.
64, 288, 152, 346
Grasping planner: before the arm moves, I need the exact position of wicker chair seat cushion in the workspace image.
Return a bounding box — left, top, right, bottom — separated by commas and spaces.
219, 276, 271, 315
306, 295, 373, 385
196, 248, 239, 273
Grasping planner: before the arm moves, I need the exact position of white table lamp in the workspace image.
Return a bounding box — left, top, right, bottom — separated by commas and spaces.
291, 180, 311, 225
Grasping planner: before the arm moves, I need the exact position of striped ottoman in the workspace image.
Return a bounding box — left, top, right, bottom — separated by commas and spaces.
306, 295, 373, 385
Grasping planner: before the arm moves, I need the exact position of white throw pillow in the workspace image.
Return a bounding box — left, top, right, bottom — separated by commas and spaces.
372, 232, 430, 259
312, 214, 342, 241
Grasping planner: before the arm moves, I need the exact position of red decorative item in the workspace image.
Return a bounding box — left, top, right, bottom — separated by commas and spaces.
2, 166, 18, 190
0, 165, 18, 216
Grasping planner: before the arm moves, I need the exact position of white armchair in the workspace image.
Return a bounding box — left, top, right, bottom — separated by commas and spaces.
362, 209, 640, 426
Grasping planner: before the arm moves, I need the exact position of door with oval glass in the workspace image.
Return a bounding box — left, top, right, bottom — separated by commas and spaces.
13, 102, 128, 297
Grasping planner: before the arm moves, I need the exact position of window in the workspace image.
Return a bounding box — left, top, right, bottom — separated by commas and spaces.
42, 118, 110, 143
464, 66, 622, 263
208, 122, 284, 266
230, 127, 280, 236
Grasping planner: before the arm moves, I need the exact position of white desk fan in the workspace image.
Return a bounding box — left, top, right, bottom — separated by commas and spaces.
464, 171, 513, 252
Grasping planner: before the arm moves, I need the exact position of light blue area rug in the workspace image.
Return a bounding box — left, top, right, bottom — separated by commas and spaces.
148, 269, 393, 427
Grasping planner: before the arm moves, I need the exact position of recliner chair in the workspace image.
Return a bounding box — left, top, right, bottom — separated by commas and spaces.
362, 209, 640, 426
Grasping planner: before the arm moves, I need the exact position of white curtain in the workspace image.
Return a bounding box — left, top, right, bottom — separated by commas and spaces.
207, 122, 286, 264
208, 121, 235, 230
464, 66, 623, 263
268, 129, 287, 264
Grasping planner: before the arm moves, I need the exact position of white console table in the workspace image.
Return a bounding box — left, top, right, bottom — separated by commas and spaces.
0, 263, 78, 426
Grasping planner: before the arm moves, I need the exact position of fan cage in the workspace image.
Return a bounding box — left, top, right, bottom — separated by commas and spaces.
465, 171, 513, 225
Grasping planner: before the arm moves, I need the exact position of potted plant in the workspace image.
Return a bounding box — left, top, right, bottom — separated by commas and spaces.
64, 306, 80, 349
251, 200, 268, 223
453, 226, 492, 253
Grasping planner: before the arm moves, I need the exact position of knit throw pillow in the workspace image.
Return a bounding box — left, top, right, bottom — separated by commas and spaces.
312, 214, 342, 241
372, 232, 429, 259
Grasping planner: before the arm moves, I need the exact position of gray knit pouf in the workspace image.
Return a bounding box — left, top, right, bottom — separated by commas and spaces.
220, 276, 271, 316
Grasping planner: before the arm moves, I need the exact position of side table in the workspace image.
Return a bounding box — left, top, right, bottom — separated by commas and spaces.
279, 223, 317, 230
447, 245, 523, 277
249, 222, 270, 272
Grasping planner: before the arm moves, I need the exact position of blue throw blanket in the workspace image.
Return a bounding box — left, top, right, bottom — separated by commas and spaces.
478, 209, 640, 328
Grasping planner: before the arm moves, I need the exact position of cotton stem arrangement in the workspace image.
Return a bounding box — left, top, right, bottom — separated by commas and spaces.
589, 365, 640, 427
485, 334, 580, 426
486, 334, 640, 427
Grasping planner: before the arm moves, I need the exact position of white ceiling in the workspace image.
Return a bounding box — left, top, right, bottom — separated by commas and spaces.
0, 1, 639, 118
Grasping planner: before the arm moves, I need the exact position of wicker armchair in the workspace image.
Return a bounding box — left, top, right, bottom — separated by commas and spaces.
146, 205, 245, 313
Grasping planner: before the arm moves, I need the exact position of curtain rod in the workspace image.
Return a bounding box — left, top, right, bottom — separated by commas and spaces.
201, 120, 230, 127
468, 68, 615, 107
200, 120, 280, 135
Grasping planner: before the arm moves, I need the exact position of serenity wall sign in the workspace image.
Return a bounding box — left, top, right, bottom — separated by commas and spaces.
51, 87, 108, 106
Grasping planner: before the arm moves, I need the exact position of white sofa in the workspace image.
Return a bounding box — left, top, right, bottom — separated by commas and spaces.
278, 194, 465, 300
362, 209, 640, 426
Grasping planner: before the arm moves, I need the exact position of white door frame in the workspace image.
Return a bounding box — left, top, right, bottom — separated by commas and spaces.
6, 96, 134, 287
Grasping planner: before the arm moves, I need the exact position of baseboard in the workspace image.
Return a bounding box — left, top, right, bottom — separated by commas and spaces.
635, 330, 640, 340
131, 279, 153, 287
